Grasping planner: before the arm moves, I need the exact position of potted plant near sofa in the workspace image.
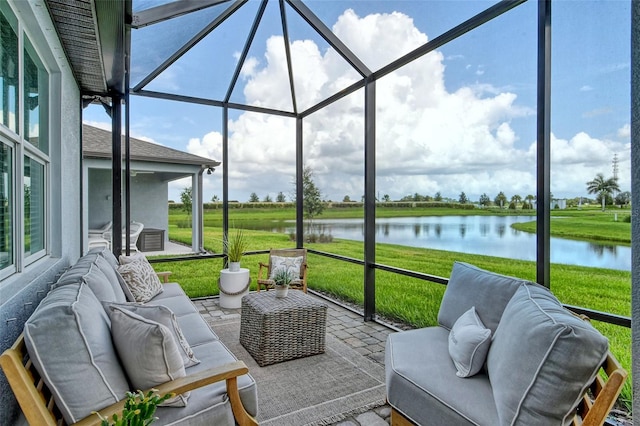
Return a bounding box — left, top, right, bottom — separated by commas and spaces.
225, 228, 248, 272
218, 228, 251, 309
273, 268, 294, 298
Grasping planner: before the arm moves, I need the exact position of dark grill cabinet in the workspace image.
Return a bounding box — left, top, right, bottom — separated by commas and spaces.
137, 228, 165, 252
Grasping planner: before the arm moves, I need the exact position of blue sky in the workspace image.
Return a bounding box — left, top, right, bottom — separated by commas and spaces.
83, 0, 631, 203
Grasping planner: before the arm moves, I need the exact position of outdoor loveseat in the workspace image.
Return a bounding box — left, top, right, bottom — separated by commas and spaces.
385, 262, 627, 426
1, 246, 258, 426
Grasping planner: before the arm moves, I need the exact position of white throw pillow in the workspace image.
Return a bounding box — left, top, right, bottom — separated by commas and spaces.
448, 306, 492, 378
105, 305, 189, 407
117, 256, 163, 303
269, 255, 303, 280
103, 302, 200, 368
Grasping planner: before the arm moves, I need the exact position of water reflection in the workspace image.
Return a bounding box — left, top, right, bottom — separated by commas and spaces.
261, 216, 630, 271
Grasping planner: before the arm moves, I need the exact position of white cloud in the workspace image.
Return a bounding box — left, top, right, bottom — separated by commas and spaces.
579, 85, 593, 92
617, 123, 630, 138
181, 9, 629, 202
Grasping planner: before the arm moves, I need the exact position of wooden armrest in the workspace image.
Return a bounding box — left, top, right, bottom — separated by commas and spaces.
156, 271, 172, 283
73, 361, 257, 426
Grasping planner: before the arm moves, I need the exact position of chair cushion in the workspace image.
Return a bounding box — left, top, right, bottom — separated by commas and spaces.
104, 302, 200, 367
487, 284, 609, 425
105, 305, 190, 407
438, 262, 526, 334
269, 255, 304, 279
448, 306, 491, 378
386, 327, 498, 426
117, 256, 163, 302
24, 283, 129, 424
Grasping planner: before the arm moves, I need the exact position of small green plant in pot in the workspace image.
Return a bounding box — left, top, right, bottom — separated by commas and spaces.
272, 268, 294, 298
225, 228, 248, 271
94, 389, 173, 426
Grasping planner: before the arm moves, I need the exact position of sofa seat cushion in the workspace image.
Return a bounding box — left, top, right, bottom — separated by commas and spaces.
487, 284, 609, 426
438, 262, 528, 334
146, 283, 200, 316
153, 340, 259, 425
175, 312, 220, 347
386, 327, 498, 426
24, 283, 129, 424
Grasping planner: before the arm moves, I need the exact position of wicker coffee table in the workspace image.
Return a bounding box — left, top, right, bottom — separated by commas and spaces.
239, 291, 328, 366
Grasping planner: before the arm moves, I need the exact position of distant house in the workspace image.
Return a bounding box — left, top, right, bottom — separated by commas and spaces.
82, 124, 220, 252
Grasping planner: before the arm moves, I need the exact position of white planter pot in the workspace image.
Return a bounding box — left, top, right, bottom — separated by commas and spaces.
219, 268, 250, 308
229, 261, 241, 272
274, 285, 289, 298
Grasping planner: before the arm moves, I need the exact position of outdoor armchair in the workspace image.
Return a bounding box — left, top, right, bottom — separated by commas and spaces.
257, 248, 308, 293
88, 220, 112, 238
104, 221, 144, 253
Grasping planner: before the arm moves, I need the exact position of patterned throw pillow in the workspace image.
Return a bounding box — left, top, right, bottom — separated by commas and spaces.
117, 257, 163, 303
269, 255, 304, 280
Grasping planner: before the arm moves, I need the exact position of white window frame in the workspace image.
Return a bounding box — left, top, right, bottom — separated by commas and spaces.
0, 2, 51, 280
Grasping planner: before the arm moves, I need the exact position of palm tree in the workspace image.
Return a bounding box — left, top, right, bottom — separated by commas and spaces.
586, 173, 620, 211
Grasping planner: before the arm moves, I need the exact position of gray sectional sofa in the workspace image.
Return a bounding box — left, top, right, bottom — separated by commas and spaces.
13, 247, 258, 425
385, 262, 617, 426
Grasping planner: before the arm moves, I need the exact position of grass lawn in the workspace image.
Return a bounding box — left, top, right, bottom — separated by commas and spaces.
155, 205, 633, 410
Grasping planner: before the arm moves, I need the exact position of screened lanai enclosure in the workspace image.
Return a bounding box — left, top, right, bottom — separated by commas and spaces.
82, 0, 631, 400
75, 0, 630, 318
9, 0, 639, 419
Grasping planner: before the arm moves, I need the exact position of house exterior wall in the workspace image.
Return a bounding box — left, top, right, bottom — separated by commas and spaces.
88, 168, 112, 229
87, 167, 169, 241
130, 173, 169, 236
0, 1, 82, 424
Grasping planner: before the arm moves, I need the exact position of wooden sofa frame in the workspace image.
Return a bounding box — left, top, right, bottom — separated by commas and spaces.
1, 333, 258, 426
389, 350, 627, 426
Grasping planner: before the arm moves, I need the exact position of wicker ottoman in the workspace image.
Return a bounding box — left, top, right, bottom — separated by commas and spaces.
240, 291, 328, 366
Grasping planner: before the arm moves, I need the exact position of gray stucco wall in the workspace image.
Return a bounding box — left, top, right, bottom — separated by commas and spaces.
88, 168, 113, 229
631, 0, 639, 418
87, 168, 170, 239
130, 173, 169, 235
0, 1, 82, 424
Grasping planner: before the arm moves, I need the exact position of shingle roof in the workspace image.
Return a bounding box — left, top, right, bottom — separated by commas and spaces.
82, 124, 220, 167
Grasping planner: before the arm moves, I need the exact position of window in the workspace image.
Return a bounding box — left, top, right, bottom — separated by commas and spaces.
0, 2, 50, 276
24, 37, 48, 154
0, 3, 19, 133
24, 155, 44, 258
0, 144, 12, 270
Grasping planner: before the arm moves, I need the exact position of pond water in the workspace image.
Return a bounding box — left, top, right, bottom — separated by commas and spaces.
269, 216, 631, 271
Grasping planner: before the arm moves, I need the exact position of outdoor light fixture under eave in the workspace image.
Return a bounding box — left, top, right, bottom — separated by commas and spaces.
207, 167, 215, 175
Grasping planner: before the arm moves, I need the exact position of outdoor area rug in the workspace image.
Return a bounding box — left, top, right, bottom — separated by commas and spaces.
207, 317, 386, 426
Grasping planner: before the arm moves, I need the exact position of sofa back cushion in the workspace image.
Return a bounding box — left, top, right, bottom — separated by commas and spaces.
54, 259, 120, 302
87, 247, 136, 301
438, 262, 526, 333
89, 245, 119, 268
24, 283, 129, 424
486, 284, 609, 426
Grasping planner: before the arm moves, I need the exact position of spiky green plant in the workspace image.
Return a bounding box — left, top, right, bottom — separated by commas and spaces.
272, 268, 294, 286
226, 228, 248, 263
